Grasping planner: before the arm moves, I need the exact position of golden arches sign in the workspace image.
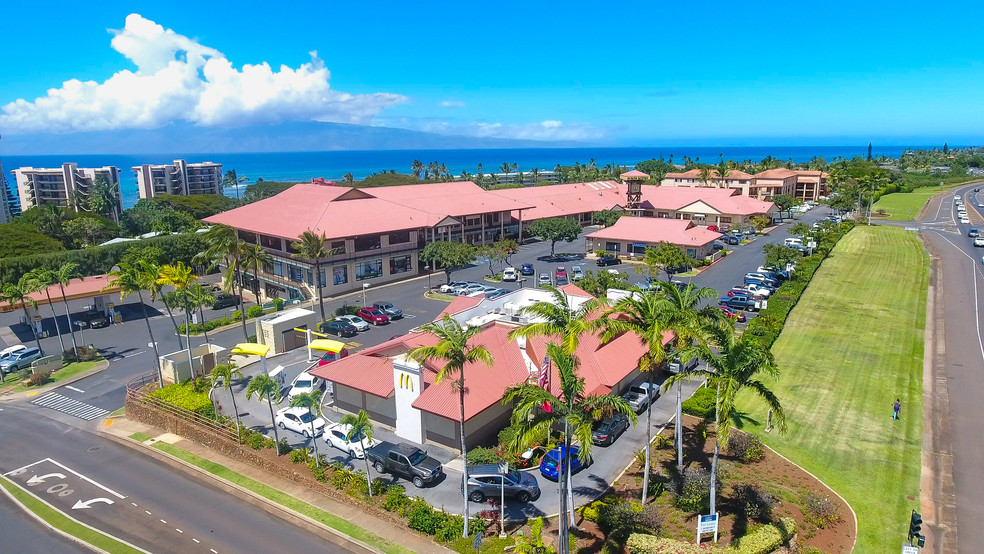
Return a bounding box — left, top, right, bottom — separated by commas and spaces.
399, 373, 414, 392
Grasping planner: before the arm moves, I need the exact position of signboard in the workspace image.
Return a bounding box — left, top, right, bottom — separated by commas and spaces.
901, 545, 919, 554
697, 513, 719, 542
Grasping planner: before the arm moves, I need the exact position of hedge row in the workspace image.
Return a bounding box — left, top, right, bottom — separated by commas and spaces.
626, 517, 795, 554
150, 380, 215, 419
177, 305, 267, 335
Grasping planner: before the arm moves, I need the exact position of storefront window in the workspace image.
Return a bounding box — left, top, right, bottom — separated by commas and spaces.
390, 256, 412, 274
605, 242, 621, 252
355, 260, 382, 281
333, 266, 348, 285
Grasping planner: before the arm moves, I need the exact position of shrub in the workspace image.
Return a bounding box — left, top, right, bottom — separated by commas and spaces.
26, 370, 52, 387
579, 496, 618, 522
466, 446, 502, 465
16, 367, 32, 381
726, 432, 765, 463
382, 485, 410, 512
289, 449, 310, 464
231, 310, 243, 321
246, 305, 264, 318
681, 386, 717, 420
732, 517, 796, 554
150, 381, 215, 419
731, 483, 775, 520
272, 297, 285, 310
594, 249, 609, 258
63, 345, 99, 363
243, 430, 266, 450
598, 500, 662, 544
331, 468, 351, 490
435, 514, 465, 543
477, 508, 501, 535
309, 464, 326, 482
335, 305, 361, 316
369, 478, 389, 497
627, 535, 719, 553
674, 467, 715, 513
405, 499, 442, 535
803, 492, 840, 528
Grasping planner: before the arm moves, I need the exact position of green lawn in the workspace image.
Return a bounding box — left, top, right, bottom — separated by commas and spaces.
149, 442, 413, 554
0, 474, 143, 553
3, 358, 105, 393
738, 226, 927, 552
872, 182, 972, 221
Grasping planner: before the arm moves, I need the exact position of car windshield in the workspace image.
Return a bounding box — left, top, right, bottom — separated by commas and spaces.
346, 430, 367, 443
293, 379, 312, 388
408, 449, 428, 465
298, 412, 318, 423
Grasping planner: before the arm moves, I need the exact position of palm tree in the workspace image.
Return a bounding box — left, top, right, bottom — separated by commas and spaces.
245, 373, 284, 455
698, 166, 713, 188
290, 390, 325, 467
507, 284, 601, 355
530, 168, 540, 185
239, 243, 273, 303
502, 343, 636, 554
157, 262, 198, 374
411, 160, 423, 179
665, 320, 787, 515
660, 282, 720, 472
499, 162, 511, 175
196, 225, 249, 340
53, 263, 83, 355
186, 284, 215, 344
24, 268, 66, 355
407, 315, 494, 539
211, 362, 244, 441
2, 278, 44, 351
598, 289, 671, 502
291, 231, 338, 322
105, 262, 165, 386
161, 291, 185, 349
339, 409, 376, 496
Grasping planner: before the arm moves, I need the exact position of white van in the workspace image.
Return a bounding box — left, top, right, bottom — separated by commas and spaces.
784, 237, 803, 247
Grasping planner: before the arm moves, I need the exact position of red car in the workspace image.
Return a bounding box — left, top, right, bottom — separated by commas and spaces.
357, 307, 390, 325
719, 306, 747, 323
707, 225, 718, 232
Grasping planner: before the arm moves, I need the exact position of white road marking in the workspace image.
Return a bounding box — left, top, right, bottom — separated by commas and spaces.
6, 458, 125, 499
176, 529, 183, 534
32, 393, 109, 421
928, 231, 984, 366
122, 350, 147, 359
160, 519, 167, 524
131, 502, 138, 507
211, 549, 218, 553
193, 538, 200, 543
64, 385, 85, 393
145, 510, 152, 515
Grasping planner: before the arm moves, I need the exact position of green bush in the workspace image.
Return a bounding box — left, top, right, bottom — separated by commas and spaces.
331, 467, 351, 490
231, 310, 243, 321
674, 467, 715, 513
63, 346, 99, 363
243, 429, 266, 450
731, 483, 775, 520
405, 499, 442, 535
289, 449, 310, 464
627, 517, 795, 553
803, 492, 840, 528
627, 535, 727, 553
597, 500, 662, 544
150, 381, 215, 419
726, 431, 765, 463
382, 485, 410, 512
466, 446, 502, 465
434, 514, 464, 543
335, 305, 361, 316
177, 316, 232, 334
732, 517, 796, 554
579, 496, 618, 522
26, 371, 52, 387
272, 297, 285, 310
246, 305, 264, 318
681, 386, 717, 420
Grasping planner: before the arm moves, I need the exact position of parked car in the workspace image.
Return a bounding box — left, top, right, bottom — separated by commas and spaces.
622, 382, 658, 412
320, 320, 358, 338
287, 371, 327, 401
466, 465, 541, 503
485, 288, 509, 300
571, 266, 585, 281
357, 307, 390, 325
719, 306, 747, 323
0, 345, 27, 362
336, 314, 370, 332
372, 301, 403, 320
970, 228, 980, 238
457, 283, 487, 296
366, 441, 443, 488
722, 235, 740, 245
324, 422, 379, 459
706, 224, 719, 232
591, 413, 631, 446
0, 347, 44, 374
83, 310, 110, 329
274, 406, 327, 438
439, 281, 469, 294
719, 294, 764, 312
667, 355, 699, 374
975, 237, 984, 247
555, 267, 569, 286
520, 263, 535, 276
502, 267, 518, 282
539, 445, 589, 481
744, 272, 779, 286
711, 241, 725, 251
212, 293, 241, 310
538, 273, 552, 286
596, 256, 620, 267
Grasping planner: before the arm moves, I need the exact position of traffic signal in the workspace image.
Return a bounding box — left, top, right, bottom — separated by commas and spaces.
908, 510, 924, 546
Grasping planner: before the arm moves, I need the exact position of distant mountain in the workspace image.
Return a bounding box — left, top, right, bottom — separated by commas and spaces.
0, 121, 588, 155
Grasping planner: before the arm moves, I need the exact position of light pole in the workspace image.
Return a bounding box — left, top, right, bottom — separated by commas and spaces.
362, 283, 369, 307
497, 462, 508, 538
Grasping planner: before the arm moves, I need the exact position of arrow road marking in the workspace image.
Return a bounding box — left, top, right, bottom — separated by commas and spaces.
26, 473, 67, 485
8, 458, 126, 499
64, 385, 85, 393
72, 497, 114, 510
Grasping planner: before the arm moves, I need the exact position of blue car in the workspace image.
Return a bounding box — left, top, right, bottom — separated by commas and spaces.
520, 263, 535, 276
539, 445, 590, 481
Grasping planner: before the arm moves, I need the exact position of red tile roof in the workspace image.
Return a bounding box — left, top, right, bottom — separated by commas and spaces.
20, 274, 120, 307
620, 170, 650, 179
438, 295, 484, 318
557, 284, 593, 298
638, 186, 775, 215
753, 168, 799, 179
586, 218, 721, 248
309, 354, 396, 399
367, 181, 534, 217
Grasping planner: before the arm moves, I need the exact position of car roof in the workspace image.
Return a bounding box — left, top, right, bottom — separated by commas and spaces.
278, 406, 311, 415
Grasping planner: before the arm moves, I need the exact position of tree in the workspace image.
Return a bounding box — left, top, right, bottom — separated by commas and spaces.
63, 217, 107, 248
23, 268, 67, 354
186, 284, 216, 343
1, 278, 44, 351
751, 215, 772, 231
642, 242, 689, 280
410, 160, 423, 179
867, 142, 873, 161
576, 269, 628, 297
659, 282, 721, 472
789, 222, 811, 238
508, 284, 601, 355
157, 262, 199, 374
161, 291, 185, 349
771, 194, 797, 219
211, 363, 244, 441
526, 218, 582, 256
196, 225, 250, 340
419, 241, 476, 284
53, 263, 82, 355
634, 158, 675, 184
478, 240, 512, 276
105, 262, 165, 386
408, 316, 494, 538
592, 210, 622, 227
339, 409, 376, 496
943, 142, 949, 154
239, 243, 273, 300
598, 289, 671, 502
291, 231, 339, 322
290, 390, 325, 467
502, 343, 636, 554
665, 320, 787, 515
763, 244, 801, 270
245, 373, 284, 455
698, 166, 713, 188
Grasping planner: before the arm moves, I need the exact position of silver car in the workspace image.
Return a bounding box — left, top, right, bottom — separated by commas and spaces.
466, 464, 541, 503
0, 347, 44, 374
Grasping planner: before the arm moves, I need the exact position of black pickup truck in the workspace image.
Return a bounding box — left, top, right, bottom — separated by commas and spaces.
366, 441, 443, 488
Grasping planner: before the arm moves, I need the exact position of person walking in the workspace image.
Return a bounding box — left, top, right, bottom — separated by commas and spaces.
893, 398, 901, 420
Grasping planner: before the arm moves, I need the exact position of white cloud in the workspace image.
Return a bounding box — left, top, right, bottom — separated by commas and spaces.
439, 100, 465, 108
414, 119, 598, 141
0, 14, 406, 133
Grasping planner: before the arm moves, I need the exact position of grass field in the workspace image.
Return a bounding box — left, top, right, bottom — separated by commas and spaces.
872, 182, 974, 221
2, 358, 105, 393
738, 226, 927, 552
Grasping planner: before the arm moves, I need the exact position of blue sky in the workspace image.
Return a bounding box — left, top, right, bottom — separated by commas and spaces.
1, 0, 982, 145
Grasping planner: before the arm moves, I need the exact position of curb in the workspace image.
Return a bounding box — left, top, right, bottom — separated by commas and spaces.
97, 428, 383, 554
0, 359, 111, 400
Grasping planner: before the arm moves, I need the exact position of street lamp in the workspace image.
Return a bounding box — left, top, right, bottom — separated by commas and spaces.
362, 283, 370, 307
497, 462, 508, 538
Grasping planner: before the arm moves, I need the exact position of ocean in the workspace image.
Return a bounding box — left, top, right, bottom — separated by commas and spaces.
3, 145, 914, 209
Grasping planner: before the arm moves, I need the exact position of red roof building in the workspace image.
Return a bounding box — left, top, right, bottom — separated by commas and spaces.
585, 217, 723, 259
661, 167, 828, 201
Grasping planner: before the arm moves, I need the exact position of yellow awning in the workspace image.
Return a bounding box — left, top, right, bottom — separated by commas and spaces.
308, 339, 346, 353
230, 343, 271, 357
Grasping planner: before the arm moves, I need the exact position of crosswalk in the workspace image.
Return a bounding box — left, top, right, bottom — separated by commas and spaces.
31, 393, 109, 421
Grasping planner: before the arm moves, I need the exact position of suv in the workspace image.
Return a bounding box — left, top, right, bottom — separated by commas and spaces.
366, 442, 443, 488
596, 256, 620, 267
667, 356, 699, 374
571, 266, 584, 281
372, 301, 403, 320
720, 294, 763, 312
969, 228, 980, 238
357, 307, 390, 325
466, 465, 541, 503
0, 347, 44, 374
212, 293, 240, 310
520, 263, 535, 276
502, 267, 518, 281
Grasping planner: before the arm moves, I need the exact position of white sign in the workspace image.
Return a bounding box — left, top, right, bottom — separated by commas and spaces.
697, 513, 719, 534
901, 545, 918, 554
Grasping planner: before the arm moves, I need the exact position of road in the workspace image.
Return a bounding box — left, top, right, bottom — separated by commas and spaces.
898, 182, 984, 554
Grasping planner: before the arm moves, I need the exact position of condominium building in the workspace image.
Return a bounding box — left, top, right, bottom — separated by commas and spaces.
13, 163, 122, 217
660, 168, 828, 201
0, 159, 13, 223
487, 170, 559, 186
133, 160, 224, 199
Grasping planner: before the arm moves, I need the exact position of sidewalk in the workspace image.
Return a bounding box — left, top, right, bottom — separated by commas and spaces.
101, 416, 451, 554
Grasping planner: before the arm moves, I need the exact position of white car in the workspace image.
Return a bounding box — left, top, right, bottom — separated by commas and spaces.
571, 266, 585, 281
974, 237, 984, 247
961, 216, 971, 224
324, 422, 380, 459
466, 285, 497, 297
336, 314, 369, 332
501, 267, 518, 282
0, 344, 27, 361
439, 281, 469, 293
457, 283, 486, 296
275, 406, 327, 438
744, 283, 772, 297
287, 371, 326, 402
